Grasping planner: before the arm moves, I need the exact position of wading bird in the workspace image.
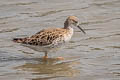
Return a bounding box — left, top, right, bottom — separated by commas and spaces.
13, 16, 86, 60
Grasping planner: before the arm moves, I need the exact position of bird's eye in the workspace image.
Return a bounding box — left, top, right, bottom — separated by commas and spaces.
73, 20, 78, 23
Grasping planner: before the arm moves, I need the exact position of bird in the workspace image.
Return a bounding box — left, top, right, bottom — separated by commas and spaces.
13, 16, 86, 60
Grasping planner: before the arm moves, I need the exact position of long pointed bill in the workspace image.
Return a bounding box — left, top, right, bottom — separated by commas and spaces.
77, 25, 86, 34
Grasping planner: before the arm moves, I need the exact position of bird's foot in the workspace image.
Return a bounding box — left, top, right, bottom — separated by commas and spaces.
56, 57, 64, 60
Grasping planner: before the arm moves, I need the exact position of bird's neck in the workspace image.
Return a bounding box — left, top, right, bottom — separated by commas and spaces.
64, 20, 71, 29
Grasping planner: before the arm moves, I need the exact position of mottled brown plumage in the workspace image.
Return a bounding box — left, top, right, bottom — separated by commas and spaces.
13, 28, 71, 46
13, 16, 86, 59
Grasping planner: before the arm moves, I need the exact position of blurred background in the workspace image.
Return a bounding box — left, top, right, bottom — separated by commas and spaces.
0, 0, 120, 80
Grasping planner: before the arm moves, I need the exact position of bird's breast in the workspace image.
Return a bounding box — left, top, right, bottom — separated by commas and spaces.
63, 27, 73, 42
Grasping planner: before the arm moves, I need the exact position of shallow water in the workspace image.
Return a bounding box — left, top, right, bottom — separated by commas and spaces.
0, 0, 120, 80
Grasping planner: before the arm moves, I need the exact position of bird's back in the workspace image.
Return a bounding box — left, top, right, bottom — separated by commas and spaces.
13, 28, 73, 47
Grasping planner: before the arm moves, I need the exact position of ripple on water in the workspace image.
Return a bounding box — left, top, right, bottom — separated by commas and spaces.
0, 0, 120, 80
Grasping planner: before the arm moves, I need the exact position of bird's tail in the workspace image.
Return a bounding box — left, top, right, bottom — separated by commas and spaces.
13, 38, 25, 43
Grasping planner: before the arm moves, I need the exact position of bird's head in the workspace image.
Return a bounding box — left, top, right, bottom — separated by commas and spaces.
64, 16, 86, 34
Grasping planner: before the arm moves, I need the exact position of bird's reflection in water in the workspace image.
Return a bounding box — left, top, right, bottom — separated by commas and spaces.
15, 58, 80, 80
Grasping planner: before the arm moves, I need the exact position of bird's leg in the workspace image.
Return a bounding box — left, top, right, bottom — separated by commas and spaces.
43, 51, 48, 60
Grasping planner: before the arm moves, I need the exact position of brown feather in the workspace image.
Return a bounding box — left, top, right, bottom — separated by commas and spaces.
13, 28, 69, 46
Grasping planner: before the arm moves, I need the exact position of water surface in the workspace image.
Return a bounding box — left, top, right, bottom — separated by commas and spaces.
0, 0, 120, 80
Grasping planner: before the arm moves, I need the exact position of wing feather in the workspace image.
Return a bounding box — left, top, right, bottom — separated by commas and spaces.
22, 28, 66, 46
